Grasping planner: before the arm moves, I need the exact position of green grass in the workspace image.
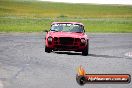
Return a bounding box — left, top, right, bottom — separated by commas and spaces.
0, 17, 132, 32
0, 17, 53, 32
0, 0, 132, 18
0, 0, 132, 32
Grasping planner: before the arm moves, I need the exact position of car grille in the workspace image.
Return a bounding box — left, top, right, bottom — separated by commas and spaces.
54, 37, 80, 45
59, 37, 74, 45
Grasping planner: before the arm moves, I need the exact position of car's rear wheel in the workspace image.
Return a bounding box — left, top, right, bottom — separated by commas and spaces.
45, 46, 52, 53
82, 41, 89, 56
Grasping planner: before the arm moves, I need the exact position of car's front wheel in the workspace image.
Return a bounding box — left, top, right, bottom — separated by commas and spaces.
45, 46, 52, 53
82, 42, 89, 56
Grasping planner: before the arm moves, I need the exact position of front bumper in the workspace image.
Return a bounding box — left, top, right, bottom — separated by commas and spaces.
53, 45, 84, 51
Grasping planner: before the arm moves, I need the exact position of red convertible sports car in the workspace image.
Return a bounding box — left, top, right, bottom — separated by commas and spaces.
45, 22, 89, 56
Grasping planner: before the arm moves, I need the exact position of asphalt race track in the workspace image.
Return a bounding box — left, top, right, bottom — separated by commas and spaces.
0, 33, 132, 88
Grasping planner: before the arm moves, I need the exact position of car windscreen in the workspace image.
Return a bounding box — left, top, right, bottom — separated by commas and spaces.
51, 24, 84, 32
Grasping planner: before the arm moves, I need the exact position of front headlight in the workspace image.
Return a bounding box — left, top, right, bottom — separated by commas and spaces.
48, 37, 53, 42
81, 38, 86, 43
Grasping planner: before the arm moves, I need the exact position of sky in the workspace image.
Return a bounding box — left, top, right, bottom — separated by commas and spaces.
39, 0, 132, 5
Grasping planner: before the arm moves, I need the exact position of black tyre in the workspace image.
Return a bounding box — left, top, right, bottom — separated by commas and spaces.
76, 75, 86, 85
45, 46, 52, 53
82, 41, 89, 56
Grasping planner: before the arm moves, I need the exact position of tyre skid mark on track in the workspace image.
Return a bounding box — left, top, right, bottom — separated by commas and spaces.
0, 80, 4, 88
11, 56, 31, 80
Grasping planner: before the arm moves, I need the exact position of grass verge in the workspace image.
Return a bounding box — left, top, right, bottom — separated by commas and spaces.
0, 1, 132, 32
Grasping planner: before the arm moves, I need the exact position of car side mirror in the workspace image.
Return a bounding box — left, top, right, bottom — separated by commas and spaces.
84, 30, 85, 33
